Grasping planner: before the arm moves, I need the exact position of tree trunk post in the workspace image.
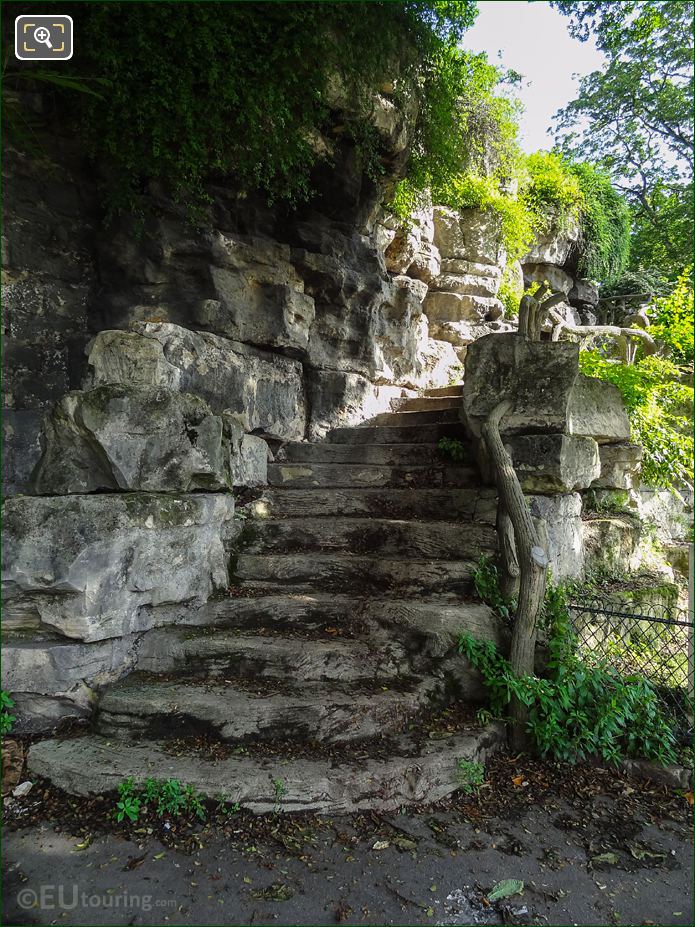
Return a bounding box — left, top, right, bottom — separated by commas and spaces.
481, 399, 549, 752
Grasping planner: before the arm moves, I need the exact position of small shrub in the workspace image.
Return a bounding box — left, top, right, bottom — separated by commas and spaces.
458, 585, 678, 766
437, 436, 467, 463
472, 555, 515, 621
455, 759, 485, 795
497, 263, 523, 318
1, 691, 16, 735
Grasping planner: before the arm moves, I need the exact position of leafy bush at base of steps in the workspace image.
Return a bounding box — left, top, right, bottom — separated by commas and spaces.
458, 586, 678, 767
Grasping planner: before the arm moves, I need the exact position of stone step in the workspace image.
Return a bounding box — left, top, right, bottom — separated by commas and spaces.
393, 396, 461, 412
328, 423, 464, 444
248, 487, 497, 521
135, 627, 409, 681
235, 553, 478, 594
247, 517, 497, 558
266, 462, 477, 489
423, 384, 464, 398
364, 408, 460, 427
95, 675, 442, 744
276, 442, 468, 466
27, 724, 505, 813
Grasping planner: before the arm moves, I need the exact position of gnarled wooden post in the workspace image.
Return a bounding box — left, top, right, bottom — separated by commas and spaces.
481, 399, 549, 752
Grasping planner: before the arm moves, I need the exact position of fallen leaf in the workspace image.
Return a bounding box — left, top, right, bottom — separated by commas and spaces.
590, 852, 618, 867
372, 840, 390, 851
512, 775, 524, 787
123, 854, 147, 871
683, 791, 693, 806
628, 842, 666, 861
392, 837, 418, 851
488, 879, 524, 902
152, 852, 165, 860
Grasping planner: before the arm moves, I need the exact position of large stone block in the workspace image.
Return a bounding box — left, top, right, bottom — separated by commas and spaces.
32, 386, 238, 494
592, 443, 643, 490
521, 263, 574, 295
431, 272, 500, 298
407, 240, 441, 284
506, 434, 600, 493
1, 636, 139, 731
528, 493, 584, 580
462, 333, 580, 437
432, 207, 504, 265
567, 374, 630, 444
463, 334, 631, 445
424, 291, 503, 323
569, 278, 599, 309
522, 216, 579, 266
194, 232, 315, 353
1, 493, 234, 641
85, 322, 306, 440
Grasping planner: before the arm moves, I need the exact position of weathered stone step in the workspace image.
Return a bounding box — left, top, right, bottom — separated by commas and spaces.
365, 408, 460, 427
393, 396, 461, 412
136, 628, 409, 681
328, 423, 464, 444
28, 724, 505, 812
96, 675, 441, 744
276, 442, 466, 466
247, 517, 497, 558
266, 462, 477, 489
235, 553, 478, 594
423, 384, 464, 398
248, 487, 497, 521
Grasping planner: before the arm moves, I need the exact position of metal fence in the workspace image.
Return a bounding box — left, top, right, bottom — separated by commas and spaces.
568, 595, 694, 743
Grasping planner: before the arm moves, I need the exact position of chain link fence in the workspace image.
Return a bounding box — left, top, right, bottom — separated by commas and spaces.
568, 595, 694, 744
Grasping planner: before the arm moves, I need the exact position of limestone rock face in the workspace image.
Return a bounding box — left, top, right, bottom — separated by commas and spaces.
433, 207, 504, 266
306, 369, 411, 439
528, 493, 584, 580
32, 386, 241, 494
505, 434, 600, 493
521, 215, 579, 266
198, 231, 316, 353
592, 442, 643, 490
86, 322, 306, 440
568, 374, 631, 444
1, 493, 234, 641
522, 263, 574, 296
424, 291, 504, 324
569, 278, 600, 309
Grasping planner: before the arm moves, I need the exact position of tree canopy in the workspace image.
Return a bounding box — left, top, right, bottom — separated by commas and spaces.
551, 1, 694, 281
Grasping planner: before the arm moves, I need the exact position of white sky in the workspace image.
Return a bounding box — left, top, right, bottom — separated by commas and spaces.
463, 0, 606, 153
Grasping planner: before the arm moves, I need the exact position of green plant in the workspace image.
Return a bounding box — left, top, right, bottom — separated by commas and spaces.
114, 777, 207, 824
114, 778, 141, 823
472, 555, 515, 621
216, 796, 241, 816
583, 489, 632, 516
437, 436, 467, 463
497, 263, 524, 318
455, 759, 485, 795
458, 585, 678, 766
272, 777, 287, 804
648, 266, 694, 366
1, 690, 16, 735
579, 351, 693, 489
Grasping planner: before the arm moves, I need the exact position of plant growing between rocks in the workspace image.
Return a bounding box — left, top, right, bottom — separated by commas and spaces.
455, 759, 485, 795
1, 691, 16, 735
113, 777, 207, 825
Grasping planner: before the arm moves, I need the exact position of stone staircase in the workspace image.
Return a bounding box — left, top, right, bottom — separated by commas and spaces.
28, 385, 508, 813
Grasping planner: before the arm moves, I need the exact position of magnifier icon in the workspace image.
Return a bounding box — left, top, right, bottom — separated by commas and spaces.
33, 26, 53, 49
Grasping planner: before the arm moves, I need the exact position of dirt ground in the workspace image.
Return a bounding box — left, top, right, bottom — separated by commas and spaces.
3, 754, 693, 927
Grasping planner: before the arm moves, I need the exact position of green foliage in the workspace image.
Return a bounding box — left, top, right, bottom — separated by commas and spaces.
437, 436, 467, 462
455, 759, 485, 795
552, 2, 693, 281
568, 162, 631, 281
472, 555, 515, 621
521, 151, 583, 230
648, 266, 694, 365
458, 588, 678, 766
579, 351, 694, 489
1, 690, 16, 735
583, 489, 632, 516
114, 777, 207, 825
497, 263, 523, 318
24, 1, 481, 217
